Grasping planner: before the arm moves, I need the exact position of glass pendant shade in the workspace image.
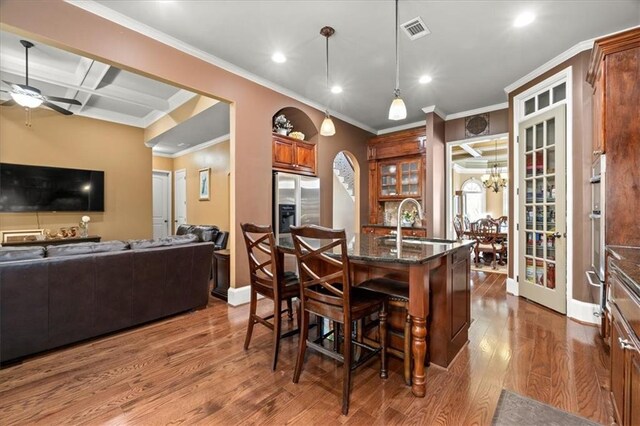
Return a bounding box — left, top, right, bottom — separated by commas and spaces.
388, 95, 407, 120
320, 112, 336, 136
11, 92, 43, 108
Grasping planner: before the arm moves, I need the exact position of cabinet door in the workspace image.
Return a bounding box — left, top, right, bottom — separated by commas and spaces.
294, 141, 316, 174
273, 137, 295, 169
379, 162, 398, 197
592, 61, 605, 157
399, 159, 421, 196
611, 311, 627, 425
630, 349, 640, 426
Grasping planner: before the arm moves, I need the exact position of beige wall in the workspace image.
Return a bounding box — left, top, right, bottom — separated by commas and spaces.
0, 1, 374, 289
0, 106, 151, 241
445, 109, 509, 142
152, 142, 230, 232
425, 112, 446, 237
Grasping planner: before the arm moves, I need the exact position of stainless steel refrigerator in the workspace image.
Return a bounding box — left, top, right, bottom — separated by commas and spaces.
273, 172, 320, 238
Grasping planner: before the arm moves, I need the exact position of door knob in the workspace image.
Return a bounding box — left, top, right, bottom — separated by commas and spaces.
164, 220, 168, 223
618, 337, 636, 351
552, 232, 562, 238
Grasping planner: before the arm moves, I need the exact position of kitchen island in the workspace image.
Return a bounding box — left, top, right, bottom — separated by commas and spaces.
278, 233, 475, 397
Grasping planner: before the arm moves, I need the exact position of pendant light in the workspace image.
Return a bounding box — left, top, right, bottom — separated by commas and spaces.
388, 0, 407, 120
481, 139, 508, 193
320, 26, 336, 137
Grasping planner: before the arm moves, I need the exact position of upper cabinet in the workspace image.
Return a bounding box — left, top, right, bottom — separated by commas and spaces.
367, 128, 426, 224
272, 133, 317, 176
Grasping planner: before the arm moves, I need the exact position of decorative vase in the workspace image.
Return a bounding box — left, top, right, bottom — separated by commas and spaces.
80, 223, 88, 238
401, 218, 413, 228
276, 128, 288, 136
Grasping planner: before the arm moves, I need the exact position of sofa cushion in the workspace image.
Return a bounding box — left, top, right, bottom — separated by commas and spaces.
165, 234, 198, 245
176, 224, 219, 242
128, 238, 169, 250
46, 241, 129, 257
0, 246, 46, 262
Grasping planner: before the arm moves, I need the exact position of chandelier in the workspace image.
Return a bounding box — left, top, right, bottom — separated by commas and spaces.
482, 140, 508, 193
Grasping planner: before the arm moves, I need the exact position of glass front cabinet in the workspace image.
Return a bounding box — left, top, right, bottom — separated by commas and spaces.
378, 157, 422, 199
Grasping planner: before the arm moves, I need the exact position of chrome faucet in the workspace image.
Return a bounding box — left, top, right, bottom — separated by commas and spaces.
396, 198, 424, 251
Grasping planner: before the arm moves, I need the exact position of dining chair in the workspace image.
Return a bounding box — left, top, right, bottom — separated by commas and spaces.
240, 223, 299, 371
469, 218, 503, 269
453, 215, 464, 240
290, 224, 388, 415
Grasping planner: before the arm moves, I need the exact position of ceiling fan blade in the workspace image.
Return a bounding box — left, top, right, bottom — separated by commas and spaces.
0, 99, 16, 107
43, 101, 73, 116
45, 95, 82, 106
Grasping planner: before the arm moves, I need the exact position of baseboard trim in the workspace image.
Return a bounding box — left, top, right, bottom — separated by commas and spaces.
567, 299, 600, 325
227, 286, 260, 306
506, 277, 519, 296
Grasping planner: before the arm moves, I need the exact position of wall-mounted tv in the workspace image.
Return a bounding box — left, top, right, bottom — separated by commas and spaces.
0, 163, 104, 212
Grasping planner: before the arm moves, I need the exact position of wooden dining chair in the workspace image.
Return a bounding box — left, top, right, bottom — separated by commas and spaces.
469, 218, 504, 269
453, 215, 464, 240
240, 223, 299, 371
290, 224, 388, 415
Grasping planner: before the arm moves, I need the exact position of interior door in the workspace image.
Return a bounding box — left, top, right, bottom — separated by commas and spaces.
174, 169, 187, 232
519, 105, 566, 313
152, 171, 170, 239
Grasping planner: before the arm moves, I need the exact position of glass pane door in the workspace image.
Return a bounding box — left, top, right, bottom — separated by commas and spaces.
400, 160, 420, 196
519, 105, 566, 314
380, 164, 397, 196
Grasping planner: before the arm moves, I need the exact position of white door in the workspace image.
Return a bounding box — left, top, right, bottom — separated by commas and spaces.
519, 105, 566, 314
174, 169, 187, 232
152, 171, 171, 239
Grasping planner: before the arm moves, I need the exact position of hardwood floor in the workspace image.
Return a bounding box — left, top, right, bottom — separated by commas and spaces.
0, 272, 613, 425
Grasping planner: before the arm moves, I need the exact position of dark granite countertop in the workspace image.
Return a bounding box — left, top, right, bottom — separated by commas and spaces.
278, 233, 474, 264
362, 224, 428, 230
607, 245, 640, 298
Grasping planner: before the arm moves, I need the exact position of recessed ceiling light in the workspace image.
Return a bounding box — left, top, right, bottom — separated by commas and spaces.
513, 11, 535, 28
271, 52, 286, 63
331, 85, 343, 94
419, 75, 432, 84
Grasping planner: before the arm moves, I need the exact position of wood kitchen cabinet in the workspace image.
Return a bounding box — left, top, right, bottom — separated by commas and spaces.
361, 225, 427, 238
367, 128, 427, 225
608, 249, 640, 426
272, 133, 317, 176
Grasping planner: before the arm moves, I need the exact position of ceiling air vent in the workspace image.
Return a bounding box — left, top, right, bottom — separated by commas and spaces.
401, 17, 430, 40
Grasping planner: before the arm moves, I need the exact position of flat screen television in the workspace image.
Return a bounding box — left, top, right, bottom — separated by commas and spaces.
0, 163, 104, 212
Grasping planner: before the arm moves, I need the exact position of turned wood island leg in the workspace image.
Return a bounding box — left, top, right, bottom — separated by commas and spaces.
408, 263, 430, 397
410, 315, 427, 396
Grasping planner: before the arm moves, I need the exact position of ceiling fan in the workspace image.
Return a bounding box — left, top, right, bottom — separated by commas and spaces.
1, 40, 82, 116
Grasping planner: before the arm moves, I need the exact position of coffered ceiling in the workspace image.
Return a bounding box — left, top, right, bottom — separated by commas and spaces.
73, 0, 639, 132
0, 30, 230, 155
452, 138, 508, 172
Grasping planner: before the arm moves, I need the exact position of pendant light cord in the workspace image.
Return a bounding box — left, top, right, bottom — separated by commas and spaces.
395, 0, 400, 93
326, 34, 330, 90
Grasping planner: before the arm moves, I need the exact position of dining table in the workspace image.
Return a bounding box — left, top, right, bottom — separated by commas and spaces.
277, 232, 475, 397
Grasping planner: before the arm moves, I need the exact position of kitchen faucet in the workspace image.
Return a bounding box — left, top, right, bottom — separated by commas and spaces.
396, 198, 424, 251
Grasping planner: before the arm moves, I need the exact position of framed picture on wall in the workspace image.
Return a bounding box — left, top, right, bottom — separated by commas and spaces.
1, 229, 44, 243
198, 168, 210, 200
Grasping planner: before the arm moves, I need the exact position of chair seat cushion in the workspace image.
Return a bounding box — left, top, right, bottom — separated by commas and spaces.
358, 278, 409, 300
478, 243, 504, 251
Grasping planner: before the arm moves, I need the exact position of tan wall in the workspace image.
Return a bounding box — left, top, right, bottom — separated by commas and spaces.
152, 156, 173, 171
173, 141, 230, 231
508, 50, 594, 303
425, 112, 446, 237
0, 106, 151, 241
445, 109, 509, 142
0, 1, 373, 289
453, 171, 506, 219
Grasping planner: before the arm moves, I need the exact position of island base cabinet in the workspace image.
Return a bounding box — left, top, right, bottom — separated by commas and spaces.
610, 310, 627, 425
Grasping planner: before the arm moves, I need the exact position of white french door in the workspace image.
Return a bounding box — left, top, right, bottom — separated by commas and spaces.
152, 171, 171, 239
519, 105, 566, 314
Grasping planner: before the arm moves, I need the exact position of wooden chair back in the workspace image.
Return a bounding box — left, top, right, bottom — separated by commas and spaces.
470, 218, 499, 244
240, 223, 279, 300
453, 215, 464, 240
463, 215, 471, 231
290, 224, 351, 323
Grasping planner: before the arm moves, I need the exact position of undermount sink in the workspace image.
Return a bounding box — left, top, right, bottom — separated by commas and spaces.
376, 236, 458, 246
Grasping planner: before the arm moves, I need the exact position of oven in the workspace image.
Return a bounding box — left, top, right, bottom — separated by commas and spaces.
586, 154, 606, 316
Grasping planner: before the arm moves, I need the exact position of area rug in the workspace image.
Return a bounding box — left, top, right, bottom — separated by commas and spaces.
492, 389, 601, 426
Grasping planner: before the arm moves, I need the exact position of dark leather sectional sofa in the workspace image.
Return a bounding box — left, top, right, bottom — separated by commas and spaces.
0, 236, 214, 363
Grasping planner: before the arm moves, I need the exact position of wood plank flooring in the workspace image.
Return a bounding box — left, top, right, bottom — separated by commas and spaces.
0, 272, 613, 425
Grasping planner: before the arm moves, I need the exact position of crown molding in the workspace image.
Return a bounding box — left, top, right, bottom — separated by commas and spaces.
66, 0, 377, 135
445, 102, 509, 120
152, 133, 231, 158
421, 104, 446, 119
376, 120, 426, 135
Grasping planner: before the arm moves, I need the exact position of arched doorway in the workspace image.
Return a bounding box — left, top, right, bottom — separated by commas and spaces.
332, 150, 359, 237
